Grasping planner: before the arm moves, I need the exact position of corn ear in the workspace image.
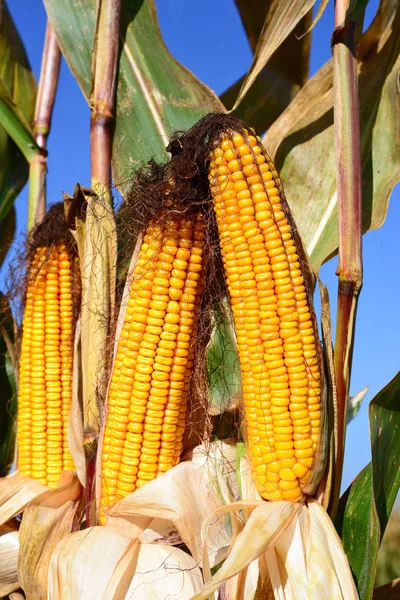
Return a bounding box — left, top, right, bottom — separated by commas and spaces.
208, 128, 326, 501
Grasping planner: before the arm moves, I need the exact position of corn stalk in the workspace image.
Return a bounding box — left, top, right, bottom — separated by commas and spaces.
81, 0, 121, 525
331, 0, 363, 517
28, 22, 61, 229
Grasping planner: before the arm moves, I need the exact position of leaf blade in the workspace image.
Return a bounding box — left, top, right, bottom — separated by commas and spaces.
336, 371, 400, 599
44, 0, 224, 187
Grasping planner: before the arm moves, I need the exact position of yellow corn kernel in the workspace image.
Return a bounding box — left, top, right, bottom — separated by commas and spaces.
100, 214, 205, 522
209, 127, 323, 502
17, 242, 78, 487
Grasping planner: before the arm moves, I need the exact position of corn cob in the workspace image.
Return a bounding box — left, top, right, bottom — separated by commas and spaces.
100, 214, 205, 520
208, 129, 322, 502
17, 244, 77, 487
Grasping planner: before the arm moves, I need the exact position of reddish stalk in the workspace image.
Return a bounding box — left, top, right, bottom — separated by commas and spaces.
331, 0, 363, 517
85, 0, 121, 526
28, 23, 61, 230
89, 0, 122, 197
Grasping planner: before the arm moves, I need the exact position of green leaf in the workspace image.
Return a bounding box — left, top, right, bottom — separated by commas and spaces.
0, 293, 17, 477
265, 3, 400, 269
0, 1, 37, 220
207, 301, 241, 415
43, 0, 224, 184
336, 371, 400, 600
221, 2, 311, 132
231, 0, 328, 112
0, 207, 15, 270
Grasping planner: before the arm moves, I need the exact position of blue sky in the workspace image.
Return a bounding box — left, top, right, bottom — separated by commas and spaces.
8, 0, 400, 492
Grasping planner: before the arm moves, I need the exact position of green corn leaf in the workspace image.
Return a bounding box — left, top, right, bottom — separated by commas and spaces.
0, 293, 17, 477
336, 371, 400, 600
43, 0, 224, 188
0, 1, 37, 223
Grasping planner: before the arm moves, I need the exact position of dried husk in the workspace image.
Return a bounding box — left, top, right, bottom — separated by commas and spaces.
17, 471, 82, 599
126, 543, 203, 598
192, 495, 358, 600
0, 520, 20, 596
107, 440, 237, 568
64, 184, 117, 442
47, 526, 139, 600
0, 472, 48, 526
67, 317, 85, 487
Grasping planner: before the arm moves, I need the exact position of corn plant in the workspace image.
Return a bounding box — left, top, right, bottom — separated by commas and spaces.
0, 0, 399, 598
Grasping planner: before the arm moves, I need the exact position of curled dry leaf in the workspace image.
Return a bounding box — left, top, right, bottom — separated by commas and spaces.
108, 441, 237, 567
232, 0, 327, 111
0, 520, 19, 596
192, 499, 358, 600
0, 472, 48, 526
265, 5, 400, 269
17, 471, 82, 600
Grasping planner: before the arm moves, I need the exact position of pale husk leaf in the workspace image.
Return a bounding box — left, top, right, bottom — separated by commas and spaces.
68, 317, 85, 486
108, 441, 236, 567
0, 523, 19, 595
17, 471, 82, 600
126, 543, 203, 598
47, 526, 139, 600
0, 472, 47, 526
192, 502, 298, 600
71, 185, 117, 435
192, 500, 358, 600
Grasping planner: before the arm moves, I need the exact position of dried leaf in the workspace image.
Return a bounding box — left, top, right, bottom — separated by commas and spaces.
0, 521, 19, 595
265, 7, 400, 268
222, 2, 311, 132
0, 472, 47, 526
232, 0, 326, 111
17, 471, 82, 599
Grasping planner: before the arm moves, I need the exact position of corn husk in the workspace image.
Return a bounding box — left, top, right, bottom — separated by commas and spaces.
0, 521, 20, 596
0, 472, 48, 526
108, 440, 237, 567
47, 526, 203, 600
126, 543, 203, 598
17, 471, 82, 599
67, 317, 86, 486
191, 498, 358, 600
48, 527, 139, 599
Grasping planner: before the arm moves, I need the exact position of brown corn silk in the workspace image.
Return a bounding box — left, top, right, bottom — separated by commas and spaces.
208, 123, 323, 502
100, 212, 205, 522
17, 204, 80, 488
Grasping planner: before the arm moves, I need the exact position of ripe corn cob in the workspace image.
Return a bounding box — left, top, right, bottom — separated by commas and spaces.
17, 244, 77, 487
100, 214, 205, 520
208, 129, 322, 502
